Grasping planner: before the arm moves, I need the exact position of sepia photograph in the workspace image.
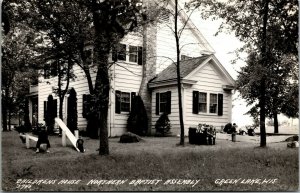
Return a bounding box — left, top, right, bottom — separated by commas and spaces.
1, 0, 298, 191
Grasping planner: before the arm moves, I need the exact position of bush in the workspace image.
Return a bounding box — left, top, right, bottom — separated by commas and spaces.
45, 95, 55, 134
67, 88, 78, 134
155, 113, 171, 137
127, 96, 148, 136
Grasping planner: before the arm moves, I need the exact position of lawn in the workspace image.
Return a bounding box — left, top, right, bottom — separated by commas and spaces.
1, 131, 298, 191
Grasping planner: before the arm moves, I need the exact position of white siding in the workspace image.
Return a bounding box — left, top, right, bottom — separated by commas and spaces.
151, 86, 181, 135
151, 62, 233, 136
156, 17, 209, 74
110, 62, 143, 136
185, 62, 232, 131
37, 32, 143, 137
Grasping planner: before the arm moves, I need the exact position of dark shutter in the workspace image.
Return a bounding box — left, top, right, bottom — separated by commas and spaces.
138, 46, 143, 65
166, 91, 171, 114
218, 94, 223, 116
53, 99, 57, 117
44, 101, 47, 119
192, 91, 199, 114
156, 93, 160, 115
115, 90, 121, 114
131, 92, 136, 111
112, 47, 117, 62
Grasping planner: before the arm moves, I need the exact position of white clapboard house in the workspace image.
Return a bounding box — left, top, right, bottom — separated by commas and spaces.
27, 3, 235, 137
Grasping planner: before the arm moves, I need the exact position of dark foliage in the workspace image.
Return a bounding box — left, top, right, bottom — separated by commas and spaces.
155, 113, 171, 137
127, 96, 148, 136
67, 88, 78, 134
45, 95, 55, 134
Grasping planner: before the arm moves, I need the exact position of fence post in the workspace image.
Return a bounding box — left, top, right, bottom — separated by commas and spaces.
75, 130, 79, 139
26, 134, 30, 149
62, 131, 66, 147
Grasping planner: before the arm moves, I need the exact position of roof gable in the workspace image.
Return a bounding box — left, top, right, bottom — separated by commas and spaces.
150, 55, 211, 83
149, 54, 235, 88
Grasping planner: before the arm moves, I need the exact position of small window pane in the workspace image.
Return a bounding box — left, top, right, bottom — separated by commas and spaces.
121, 92, 130, 112
118, 44, 126, 61
199, 92, 207, 113
129, 46, 138, 63
160, 92, 168, 113
209, 94, 218, 113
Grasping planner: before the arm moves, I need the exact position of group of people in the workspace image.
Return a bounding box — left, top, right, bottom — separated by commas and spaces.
223, 123, 255, 136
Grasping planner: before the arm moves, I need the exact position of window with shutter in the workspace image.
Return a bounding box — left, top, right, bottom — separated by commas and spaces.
192, 91, 223, 115
115, 91, 133, 113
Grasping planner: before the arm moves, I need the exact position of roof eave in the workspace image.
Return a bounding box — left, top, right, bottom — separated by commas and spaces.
148, 78, 197, 89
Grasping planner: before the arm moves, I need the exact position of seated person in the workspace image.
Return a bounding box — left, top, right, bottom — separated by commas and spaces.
36, 127, 51, 153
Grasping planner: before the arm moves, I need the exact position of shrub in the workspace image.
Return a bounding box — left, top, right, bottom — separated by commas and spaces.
155, 113, 171, 137
67, 88, 78, 134
127, 96, 148, 136
45, 95, 55, 134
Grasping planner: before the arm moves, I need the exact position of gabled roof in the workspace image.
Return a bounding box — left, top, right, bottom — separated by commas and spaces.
150, 55, 211, 83
149, 54, 236, 88
168, 0, 215, 54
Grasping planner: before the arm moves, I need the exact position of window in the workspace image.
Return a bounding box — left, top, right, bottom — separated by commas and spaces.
159, 92, 168, 113
118, 44, 126, 61
115, 90, 136, 114
129, 46, 138, 63
43, 62, 58, 79
112, 44, 143, 65
156, 91, 171, 115
193, 91, 223, 116
209, 94, 218, 113
120, 92, 130, 112
199, 92, 207, 113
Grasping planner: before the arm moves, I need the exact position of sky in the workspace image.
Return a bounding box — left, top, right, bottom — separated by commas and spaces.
188, 11, 256, 127
188, 10, 297, 127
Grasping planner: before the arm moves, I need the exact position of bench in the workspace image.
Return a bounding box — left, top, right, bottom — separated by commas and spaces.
20, 134, 38, 149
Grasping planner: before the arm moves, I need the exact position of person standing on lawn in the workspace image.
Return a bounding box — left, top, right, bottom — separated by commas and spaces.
36, 127, 51, 153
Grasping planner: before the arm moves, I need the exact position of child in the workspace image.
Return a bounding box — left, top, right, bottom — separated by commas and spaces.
36, 127, 51, 153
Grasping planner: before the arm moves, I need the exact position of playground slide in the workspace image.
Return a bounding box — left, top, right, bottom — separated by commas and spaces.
55, 118, 80, 152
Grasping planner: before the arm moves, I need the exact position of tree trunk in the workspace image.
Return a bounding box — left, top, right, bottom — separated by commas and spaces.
8, 108, 12, 131
259, 0, 270, 147
92, 3, 111, 155
94, 52, 110, 155
59, 97, 64, 120
273, 111, 279, 133
175, 0, 185, 145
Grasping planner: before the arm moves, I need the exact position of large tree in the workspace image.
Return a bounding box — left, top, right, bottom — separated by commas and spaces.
15, 0, 147, 155
190, 0, 298, 146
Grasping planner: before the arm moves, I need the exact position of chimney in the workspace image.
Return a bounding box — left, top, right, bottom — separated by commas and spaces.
138, 0, 157, 135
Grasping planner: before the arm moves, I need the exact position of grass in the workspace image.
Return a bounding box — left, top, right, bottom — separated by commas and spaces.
1, 131, 299, 191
